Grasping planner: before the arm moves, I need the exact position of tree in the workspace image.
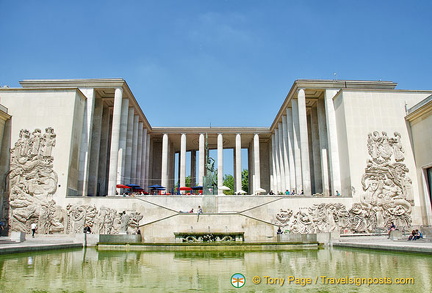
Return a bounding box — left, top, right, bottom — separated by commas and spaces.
223, 174, 234, 195
185, 176, 191, 187
242, 169, 249, 194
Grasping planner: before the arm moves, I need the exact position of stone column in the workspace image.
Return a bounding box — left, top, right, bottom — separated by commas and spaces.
141, 128, 149, 189
137, 122, 143, 188
271, 133, 277, 193
249, 140, 254, 193
0, 109, 10, 152
144, 132, 151, 190
131, 115, 139, 182
325, 89, 342, 195
217, 133, 223, 194
286, 108, 296, 191
180, 133, 187, 190
98, 106, 111, 195
191, 150, 196, 187
277, 124, 286, 192
125, 107, 134, 184
78, 88, 95, 196
235, 133, 242, 193
117, 99, 129, 186
274, 127, 282, 193
88, 98, 103, 196
291, 99, 302, 194
161, 134, 169, 188
310, 106, 322, 194
297, 89, 311, 195
254, 133, 261, 193
198, 133, 205, 186
282, 115, 291, 192
108, 87, 123, 196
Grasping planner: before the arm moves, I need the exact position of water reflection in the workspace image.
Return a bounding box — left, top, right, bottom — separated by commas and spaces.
0, 247, 430, 292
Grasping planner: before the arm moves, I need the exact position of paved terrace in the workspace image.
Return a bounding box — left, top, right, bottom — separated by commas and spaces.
334, 235, 432, 254
1, 234, 431, 254
0, 235, 83, 255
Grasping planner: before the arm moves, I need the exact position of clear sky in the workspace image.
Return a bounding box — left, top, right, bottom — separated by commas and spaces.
1, 0, 431, 129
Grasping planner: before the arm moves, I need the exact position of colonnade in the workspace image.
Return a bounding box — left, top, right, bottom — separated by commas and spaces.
78, 87, 151, 196
159, 132, 263, 195
270, 89, 341, 196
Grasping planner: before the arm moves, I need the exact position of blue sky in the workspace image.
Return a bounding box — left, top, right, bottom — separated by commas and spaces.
1, 0, 431, 128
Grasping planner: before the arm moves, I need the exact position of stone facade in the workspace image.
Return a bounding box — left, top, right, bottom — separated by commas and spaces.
0, 79, 431, 241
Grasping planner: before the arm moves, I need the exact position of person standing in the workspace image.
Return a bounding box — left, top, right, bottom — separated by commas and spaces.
31, 222, 37, 238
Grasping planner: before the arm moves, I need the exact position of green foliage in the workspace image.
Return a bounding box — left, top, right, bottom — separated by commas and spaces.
223, 174, 234, 195
242, 169, 249, 194
185, 176, 191, 187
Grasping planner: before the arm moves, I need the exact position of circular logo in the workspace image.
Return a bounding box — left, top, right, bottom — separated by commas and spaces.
252, 275, 261, 284
231, 273, 246, 288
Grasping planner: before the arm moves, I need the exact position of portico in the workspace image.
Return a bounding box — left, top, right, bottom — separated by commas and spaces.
148, 128, 271, 194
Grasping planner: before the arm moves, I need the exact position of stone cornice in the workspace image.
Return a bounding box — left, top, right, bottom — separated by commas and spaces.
405, 95, 432, 122
270, 79, 398, 131
151, 127, 270, 135
19, 79, 152, 130
19, 78, 126, 88
0, 109, 11, 121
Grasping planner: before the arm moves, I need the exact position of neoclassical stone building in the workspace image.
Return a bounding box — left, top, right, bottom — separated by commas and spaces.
0, 79, 431, 241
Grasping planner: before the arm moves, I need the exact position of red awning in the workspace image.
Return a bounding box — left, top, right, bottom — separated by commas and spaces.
116, 184, 131, 189
179, 187, 192, 191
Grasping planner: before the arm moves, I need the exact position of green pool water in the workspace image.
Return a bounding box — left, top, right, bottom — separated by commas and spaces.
0, 247, 430, 292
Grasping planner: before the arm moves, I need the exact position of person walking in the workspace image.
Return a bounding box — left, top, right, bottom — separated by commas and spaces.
31, 222, 37, 238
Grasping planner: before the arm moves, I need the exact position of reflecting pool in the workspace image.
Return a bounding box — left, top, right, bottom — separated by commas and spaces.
0, 247, 431, 292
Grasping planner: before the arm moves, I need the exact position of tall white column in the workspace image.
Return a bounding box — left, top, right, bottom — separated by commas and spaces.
253, 133, 261, 193
217, 133, 223, 194
0, 111, 11, 152
310, 106, 322, 194
78, 88, 95, 196
161, 134, 169, 188
298, 88, 311, 195
282, 115, 291, 192
235, 133, 242, 193
325, 89, 342, 195
277, 124, 286, 192
125, 107, 134, 183
180, 133, 187, 190
198, 133, 205, 186
88, 98, 103, 196
317, 99, 329, 196
190, 150, 196, 187
131, 115, 139, 182
118, 99, 129, 185
141, 128, 148, 188
286, 108, 296, 191
271, 133, 277, 193
108, 87, 123, 196
291, 99, 302, 194
137, 122, 143, 188
144, 132, 150, 190
98, 106, 111, 195
273, 129, 281, 193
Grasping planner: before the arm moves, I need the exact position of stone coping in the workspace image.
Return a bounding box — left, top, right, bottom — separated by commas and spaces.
333, 242, 432, 254
0, 243, 83, 255
97, 242, 321, 251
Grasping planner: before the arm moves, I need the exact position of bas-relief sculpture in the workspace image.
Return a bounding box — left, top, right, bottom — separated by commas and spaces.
7, 128, 414, 237
8, 128, 143, 235
274, 131, 413, 234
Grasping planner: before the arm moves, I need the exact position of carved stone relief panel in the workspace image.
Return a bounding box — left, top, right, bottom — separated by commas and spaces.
8, 128, 143, 235
274, 131, 413, 234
